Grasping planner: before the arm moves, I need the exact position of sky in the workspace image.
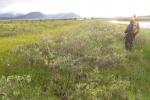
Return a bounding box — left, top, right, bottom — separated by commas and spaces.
0, 0, 150, 17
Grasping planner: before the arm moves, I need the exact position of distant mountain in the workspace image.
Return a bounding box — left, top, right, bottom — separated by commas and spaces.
47, 13, 80, 19
0, 13, 15, 18
0, 12, 80, 20
0, 12, 23, 19
16, 12, 46, 19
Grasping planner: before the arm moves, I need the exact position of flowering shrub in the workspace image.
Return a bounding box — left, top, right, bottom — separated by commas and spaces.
0, 75, 31, 100
10, 20, 135, 99
66, 68, 130, 100
21, 21, 127, 69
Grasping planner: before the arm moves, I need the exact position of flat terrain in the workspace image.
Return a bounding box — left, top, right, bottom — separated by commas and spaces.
0, 19, 150, 100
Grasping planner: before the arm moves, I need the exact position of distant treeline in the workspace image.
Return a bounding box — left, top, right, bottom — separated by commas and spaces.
96, 16, 150, 21
113, 16, 150, 21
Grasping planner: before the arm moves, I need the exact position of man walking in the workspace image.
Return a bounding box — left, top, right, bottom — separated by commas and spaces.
124, 15, 140, 51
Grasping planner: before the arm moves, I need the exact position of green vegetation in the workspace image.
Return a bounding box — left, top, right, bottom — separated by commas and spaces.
0, 19, 150, 100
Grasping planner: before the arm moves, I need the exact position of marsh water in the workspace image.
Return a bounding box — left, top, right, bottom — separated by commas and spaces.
111, 20, 150, 29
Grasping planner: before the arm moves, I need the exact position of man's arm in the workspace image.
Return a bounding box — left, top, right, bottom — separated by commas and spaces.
125, 24, 132, 33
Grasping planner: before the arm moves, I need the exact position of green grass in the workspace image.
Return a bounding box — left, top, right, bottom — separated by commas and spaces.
0, 20, 85, 53
0, 19, 150, 100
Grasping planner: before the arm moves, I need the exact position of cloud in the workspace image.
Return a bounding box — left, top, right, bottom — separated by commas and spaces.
0, 0, 29, 9
1, 0, 150, 17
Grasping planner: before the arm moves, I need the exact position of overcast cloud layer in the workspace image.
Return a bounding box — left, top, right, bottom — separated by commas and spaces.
0, 0, 150, 17
0, 0, 29, 8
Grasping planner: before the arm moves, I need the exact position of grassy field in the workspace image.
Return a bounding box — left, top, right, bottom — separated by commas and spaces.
0, 19, 150, 100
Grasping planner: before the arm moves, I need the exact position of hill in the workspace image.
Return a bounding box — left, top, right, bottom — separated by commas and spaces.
16, 12, 46, 19
0, 12, 80, 20
47, 13, 80, 19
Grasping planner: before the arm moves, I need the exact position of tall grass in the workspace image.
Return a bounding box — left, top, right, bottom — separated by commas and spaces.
0, 19, 149, 99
